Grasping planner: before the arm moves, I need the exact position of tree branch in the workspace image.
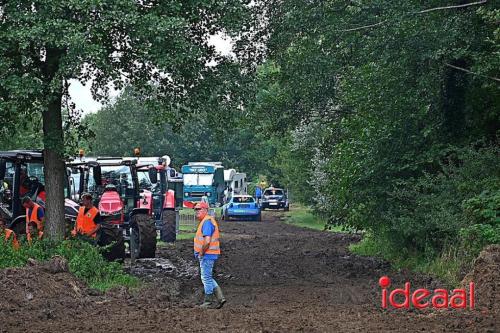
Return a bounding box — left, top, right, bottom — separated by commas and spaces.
445, 63, 500, 83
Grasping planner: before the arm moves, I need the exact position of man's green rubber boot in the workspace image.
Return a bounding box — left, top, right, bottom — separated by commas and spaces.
199, 294, 215, 309
214, 286, 226, 309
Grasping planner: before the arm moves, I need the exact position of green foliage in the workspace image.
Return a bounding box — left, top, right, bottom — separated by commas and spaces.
0, 238, 137, 290
460, 190, 500, 256
0, 0, 252, 238
83, 87, 281, 180
248, 0, 500, 280
350, 235, 461, 286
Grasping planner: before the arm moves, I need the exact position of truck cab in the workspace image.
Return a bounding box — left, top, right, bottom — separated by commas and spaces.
182, 163, 224, 207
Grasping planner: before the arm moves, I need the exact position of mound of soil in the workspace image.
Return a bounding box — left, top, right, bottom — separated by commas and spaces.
462, 244, 500, 311
0, 256, 91, 321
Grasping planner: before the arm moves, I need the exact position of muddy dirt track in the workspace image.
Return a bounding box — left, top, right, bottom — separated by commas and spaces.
0, 211, 498, 332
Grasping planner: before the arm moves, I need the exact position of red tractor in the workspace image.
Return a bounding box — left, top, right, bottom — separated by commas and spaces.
0, 150, 125, 262
68, 157, 157, 259
136, 156, 183, 242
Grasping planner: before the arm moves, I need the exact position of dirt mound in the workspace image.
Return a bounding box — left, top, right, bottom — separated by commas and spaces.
0, 256, 91, 321
462, 244, 500, 311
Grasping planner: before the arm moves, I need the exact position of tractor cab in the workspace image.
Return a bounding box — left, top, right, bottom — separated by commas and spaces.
0, 150, 79, 235
68, 157, 157, 259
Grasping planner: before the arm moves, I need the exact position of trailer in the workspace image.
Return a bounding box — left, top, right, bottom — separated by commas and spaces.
224, 169, 247, 195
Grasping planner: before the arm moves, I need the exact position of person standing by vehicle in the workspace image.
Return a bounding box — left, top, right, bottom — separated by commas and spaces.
72, 193, 101, 238
255, 185, 262, 205
223, 187, 229, 204
22, 196, 44, 232
194, 201, 226, 309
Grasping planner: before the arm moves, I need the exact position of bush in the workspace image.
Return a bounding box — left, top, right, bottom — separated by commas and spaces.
347, 143, 499, 284
460, 190, 500, 257
0, 237, 138, 290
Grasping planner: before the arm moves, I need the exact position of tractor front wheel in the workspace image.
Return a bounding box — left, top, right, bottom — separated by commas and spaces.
130, 214, 157, 259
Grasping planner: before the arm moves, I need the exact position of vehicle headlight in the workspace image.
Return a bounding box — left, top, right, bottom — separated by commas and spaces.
206, 192, 211, 197
184, 192, 189, 197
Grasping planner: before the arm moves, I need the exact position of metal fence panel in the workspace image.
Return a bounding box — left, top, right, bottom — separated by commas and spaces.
177, 209, 217, 233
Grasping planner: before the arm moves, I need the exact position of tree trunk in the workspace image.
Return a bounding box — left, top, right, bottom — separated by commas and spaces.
40, 46, 67, 240
42, 91, 67, 239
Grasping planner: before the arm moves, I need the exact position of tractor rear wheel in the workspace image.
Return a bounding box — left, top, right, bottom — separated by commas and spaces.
97, 225, 125, 262
130, 214, 157, 259
160, 210, 176, 243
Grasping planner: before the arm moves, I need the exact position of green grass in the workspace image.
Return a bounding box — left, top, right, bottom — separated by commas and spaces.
176, 232, 196, 240
284, 205, 344, 232
0, 238, 139, 291
349, 234, 461, 287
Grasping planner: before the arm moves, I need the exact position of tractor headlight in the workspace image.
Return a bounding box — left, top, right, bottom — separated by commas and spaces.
184, 192, 189, 197
100, 209, 122, 216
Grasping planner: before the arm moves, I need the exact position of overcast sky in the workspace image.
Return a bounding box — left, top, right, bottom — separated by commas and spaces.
70, 34, 233, 115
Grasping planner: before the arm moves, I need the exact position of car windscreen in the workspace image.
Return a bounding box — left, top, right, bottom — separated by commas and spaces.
233, 197, 255, 203
264, 189, 283, 196
88, 165, 133, 191
183, 173, 213, 186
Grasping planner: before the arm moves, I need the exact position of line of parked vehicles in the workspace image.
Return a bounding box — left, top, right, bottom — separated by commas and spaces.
0, 150, 289, 260
221, 187, 290, 222
0, 150, 182, 261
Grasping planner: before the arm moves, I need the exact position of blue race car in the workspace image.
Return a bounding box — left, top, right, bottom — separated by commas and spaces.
222, 195, 262, 221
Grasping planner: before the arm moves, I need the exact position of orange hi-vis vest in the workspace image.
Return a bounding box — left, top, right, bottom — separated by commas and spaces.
75, 206, 99, 237
194, 216, 220, 255
4, 229, 20, 250
26, 203, 43, 232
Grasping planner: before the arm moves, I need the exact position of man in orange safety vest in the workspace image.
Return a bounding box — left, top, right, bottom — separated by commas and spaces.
72, 193, 101, 238
193, 201, 225, 309
22, 196, 44, 233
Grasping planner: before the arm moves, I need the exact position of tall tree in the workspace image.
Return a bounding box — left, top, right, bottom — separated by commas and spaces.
249, 0, 499, 258
0, 0, 249, 238
84, 87, 277, 180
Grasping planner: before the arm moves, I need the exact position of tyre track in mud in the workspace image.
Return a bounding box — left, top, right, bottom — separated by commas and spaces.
0, 210, 497, 332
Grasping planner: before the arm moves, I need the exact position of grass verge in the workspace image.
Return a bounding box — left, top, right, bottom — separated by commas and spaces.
284, 205, 344, 232
349, 234, 462, 287
0, 238, 138, 291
